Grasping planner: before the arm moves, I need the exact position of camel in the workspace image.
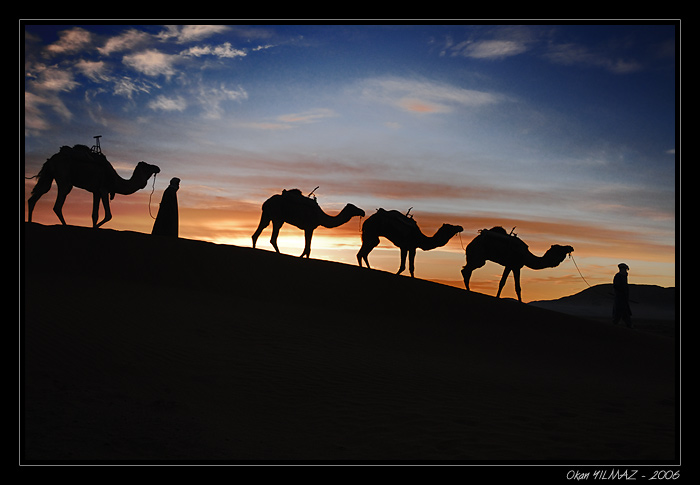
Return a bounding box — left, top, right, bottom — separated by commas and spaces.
26, 145, 160, 228
252, 188, 365, 258
461, 226, 574, 302
356, 208, 464, 277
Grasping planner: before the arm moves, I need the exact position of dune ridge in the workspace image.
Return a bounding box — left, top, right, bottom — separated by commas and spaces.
22, 223, 677, 463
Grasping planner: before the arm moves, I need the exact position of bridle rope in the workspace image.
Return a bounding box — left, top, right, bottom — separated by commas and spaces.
148, 173, 157, 219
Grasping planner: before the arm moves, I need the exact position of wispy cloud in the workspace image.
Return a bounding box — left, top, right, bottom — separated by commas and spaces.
97, 28, 152, 55
148, 95, 187, 112
196, 83, 248, 119
277, 108, 338, 124
360, 77, 502, 114
157, 25, 230, 44
44, 27, 92, 56
180, 42, 247, 59
450, 39, 529, 59
543, 43, 643, 74
24, 65, 77, 132
240, 108, 338, 130
122, 49, 179, 78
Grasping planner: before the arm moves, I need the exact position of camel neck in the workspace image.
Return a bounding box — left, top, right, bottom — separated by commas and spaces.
319, 205, 352, 228
524, 250, 558, 270
417, 227, 451, 250
112, 168, 145, 195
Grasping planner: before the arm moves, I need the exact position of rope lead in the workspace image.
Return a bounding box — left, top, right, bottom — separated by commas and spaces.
148, 173, 157, 220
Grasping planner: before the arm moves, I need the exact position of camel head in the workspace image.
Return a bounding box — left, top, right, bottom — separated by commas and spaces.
442, 223, 464, 235
547, 244, 574, 265
345, 203, 366, 218
434, 223, 464, 241
135, 161, 161, 188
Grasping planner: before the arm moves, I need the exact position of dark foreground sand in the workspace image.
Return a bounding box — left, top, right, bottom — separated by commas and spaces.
21, 223, 678, 464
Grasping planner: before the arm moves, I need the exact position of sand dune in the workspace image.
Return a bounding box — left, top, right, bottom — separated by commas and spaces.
529, 285, 676, 338
21, 223, 677, 464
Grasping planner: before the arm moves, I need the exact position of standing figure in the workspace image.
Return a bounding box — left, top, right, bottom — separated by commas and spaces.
152, 177, 180, 237
612, 263, 633, 328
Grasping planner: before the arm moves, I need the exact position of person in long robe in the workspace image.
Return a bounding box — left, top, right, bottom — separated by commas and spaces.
151, 177, 180, 237
612, 263, 633, 328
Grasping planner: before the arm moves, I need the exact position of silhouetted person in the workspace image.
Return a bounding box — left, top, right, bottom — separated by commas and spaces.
612, 263, 633, 328
151, 177, 180, 237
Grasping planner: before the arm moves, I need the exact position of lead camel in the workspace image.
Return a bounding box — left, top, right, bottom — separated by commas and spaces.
26, 145, 160, 228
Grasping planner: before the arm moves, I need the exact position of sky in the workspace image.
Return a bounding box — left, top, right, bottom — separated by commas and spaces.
22, 22, 678, 302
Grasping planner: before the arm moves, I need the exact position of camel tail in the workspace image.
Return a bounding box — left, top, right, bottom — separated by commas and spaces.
26, 163, 54, 196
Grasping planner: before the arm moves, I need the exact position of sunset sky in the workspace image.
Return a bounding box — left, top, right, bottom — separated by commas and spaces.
23, 23, 677, 302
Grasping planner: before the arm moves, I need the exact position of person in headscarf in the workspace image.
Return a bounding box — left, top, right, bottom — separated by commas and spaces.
151, 177, 180, 237
612, 263, 633, 328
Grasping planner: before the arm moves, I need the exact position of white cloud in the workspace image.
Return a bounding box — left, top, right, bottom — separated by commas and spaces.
277, 108, 337, 124
197, 83, 248, 119
25, 92, 53, 132
123, 49, 178, 77
27, 63, 79, 93
112, 76, 156, 99
453, 39, 529, 59
24, 90, 72, 133
148, 95, 187, 112
98, 28, 152, 55
180, 42, 247, 59
361, 77, 501, 114
75, 59, 110, 82
44, 27, 92, 56
158, 25, 229, 44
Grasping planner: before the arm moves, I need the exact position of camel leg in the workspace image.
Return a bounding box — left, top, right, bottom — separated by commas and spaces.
461, 257, 484, 291
513, 268, 522, 302
461, 266, 472, 290
301, 229, 313, 258
497, 267, 511, 298
269, 220, 282, 253
91, 193, 101, 227
52, 185, 72, 225
27, 173, 53, 223
252, 212, 271, 248
95, 192, 112, 228
27, 194, 40, 223
27, 188, 48, 223
357, 235, 379, 269
408, 248, 416, 277
397, 248, 408, 275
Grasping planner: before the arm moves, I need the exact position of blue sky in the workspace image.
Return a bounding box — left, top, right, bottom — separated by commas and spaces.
23, 23, 677, 301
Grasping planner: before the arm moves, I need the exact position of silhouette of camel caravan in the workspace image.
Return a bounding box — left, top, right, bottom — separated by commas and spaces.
26, 144, 160, 228
461, 226, 573, 302
252, 188, 365, 258
357, 208, 463, 278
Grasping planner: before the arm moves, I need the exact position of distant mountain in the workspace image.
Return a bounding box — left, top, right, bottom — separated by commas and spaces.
529, 284, 676, 322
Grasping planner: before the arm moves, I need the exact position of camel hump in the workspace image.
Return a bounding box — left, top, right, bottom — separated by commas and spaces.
376, 208, 418, 227
366, 209, 419, 236
282, 188, 304, 197
280, 188, 319, 207
488, 226, 508, 235
57, 144, 110, 165
480, 226, 529, 250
